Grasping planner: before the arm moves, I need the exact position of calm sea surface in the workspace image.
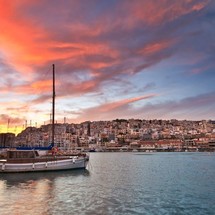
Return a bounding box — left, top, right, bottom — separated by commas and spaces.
0, 152, 215, 215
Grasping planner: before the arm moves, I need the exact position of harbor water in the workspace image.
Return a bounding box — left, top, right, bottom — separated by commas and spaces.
0, 152, 215, 215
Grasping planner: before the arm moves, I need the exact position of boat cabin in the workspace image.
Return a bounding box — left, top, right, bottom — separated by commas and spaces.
7, 150, 39, 159
7, 150, 40, 160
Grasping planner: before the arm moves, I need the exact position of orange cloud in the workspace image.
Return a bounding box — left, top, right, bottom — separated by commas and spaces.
0, 4, 114, 83
0, 79, 53, 96
31, 80, 53, 92
0, 1, 48, 72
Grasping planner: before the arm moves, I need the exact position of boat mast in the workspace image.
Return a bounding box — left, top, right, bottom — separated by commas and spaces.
51, 64, 55, 146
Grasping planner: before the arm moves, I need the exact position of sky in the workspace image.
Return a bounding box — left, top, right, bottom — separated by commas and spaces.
0, 0, 215, 134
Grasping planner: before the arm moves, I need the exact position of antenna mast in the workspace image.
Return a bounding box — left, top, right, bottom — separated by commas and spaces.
52, 64, 55, 146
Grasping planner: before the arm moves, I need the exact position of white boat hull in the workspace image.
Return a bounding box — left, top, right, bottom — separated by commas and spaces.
0, 157, 87, 173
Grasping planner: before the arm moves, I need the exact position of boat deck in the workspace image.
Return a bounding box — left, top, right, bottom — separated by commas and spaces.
0, 155, 79, 164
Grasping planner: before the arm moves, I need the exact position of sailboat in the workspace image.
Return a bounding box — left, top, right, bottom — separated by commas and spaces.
0, 65, 88, 172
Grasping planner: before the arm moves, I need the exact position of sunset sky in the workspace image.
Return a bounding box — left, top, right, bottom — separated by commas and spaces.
0, 0, 215, 134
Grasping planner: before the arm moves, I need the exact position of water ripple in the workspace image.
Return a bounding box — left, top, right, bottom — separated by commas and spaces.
0, 152, 215, 214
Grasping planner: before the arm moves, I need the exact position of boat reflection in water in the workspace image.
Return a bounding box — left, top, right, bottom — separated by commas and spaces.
0, 168, 90, 186
0, 169, 90, 215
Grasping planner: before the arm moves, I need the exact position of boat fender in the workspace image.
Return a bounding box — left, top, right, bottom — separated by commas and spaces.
45, 162, 48, 168
72, 157, 76, 163
32, 163, 35, 169
2, 163, 5, 171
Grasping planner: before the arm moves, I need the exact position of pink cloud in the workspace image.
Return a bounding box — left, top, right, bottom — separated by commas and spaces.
0, 114, 25, 125
71, 94, 157, 123
191, 65, 211, 74
121, 0, 209, 27
100, 95, 157, 112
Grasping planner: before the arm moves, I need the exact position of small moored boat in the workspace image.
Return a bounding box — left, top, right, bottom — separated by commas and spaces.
0, 149, 87, 172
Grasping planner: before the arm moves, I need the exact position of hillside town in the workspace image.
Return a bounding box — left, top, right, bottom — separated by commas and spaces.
1, 119, 215, 152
